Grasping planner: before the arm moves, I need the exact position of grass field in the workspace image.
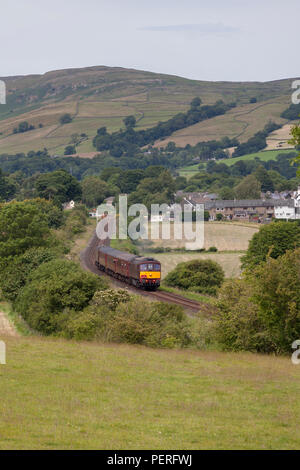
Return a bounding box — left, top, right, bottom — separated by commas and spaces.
1, 335, 300, 449
178, 149, 296, 178
150, 252, 243, 279
154, 96, 290, 148
140, 222, 258, 252
0, 65, 297, 156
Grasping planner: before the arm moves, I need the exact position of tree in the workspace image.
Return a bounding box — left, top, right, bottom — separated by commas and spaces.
242, 221, 300, 270
35, 170, 82, 205
251, 248, 300, 353
81, 176, 108, 207
190, 97, 202, 110
219, 186, 235, 199
215, 248, 300, 354
0, 246, 58, 301
64, 145, 76, 155
281, 103, 300, 120
234, 174, 261, 199
289, 124, 300, 176
59, 113, 73, 125
118, 169, 145, 193
15, 259, 106, 335
0, 169, 16, 201
123, 115, 136, 130
0, 201, 51, 258
254, 165, 274, 192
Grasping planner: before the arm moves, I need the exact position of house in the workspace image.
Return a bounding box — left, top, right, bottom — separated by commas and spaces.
88, 209, 97, 218
62, 200, 75, 210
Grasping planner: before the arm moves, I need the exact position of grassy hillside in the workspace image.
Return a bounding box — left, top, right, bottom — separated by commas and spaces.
178, 149, 295, 178
0, 65, 298, 156
1, 335, 300, 449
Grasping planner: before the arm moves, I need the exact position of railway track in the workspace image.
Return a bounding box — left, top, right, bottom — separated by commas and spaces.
80, 232, 205, 314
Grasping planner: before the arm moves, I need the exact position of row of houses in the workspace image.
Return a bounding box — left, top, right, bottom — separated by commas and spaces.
181, 187, 300, 222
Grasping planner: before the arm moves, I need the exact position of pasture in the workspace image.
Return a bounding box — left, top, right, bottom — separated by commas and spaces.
1, 335, 300, 449
154, 96, 290, 148
0, 66, 295, 156
141, 221, 259, 252
153, 252, 243, 279
178, 149, 295, 178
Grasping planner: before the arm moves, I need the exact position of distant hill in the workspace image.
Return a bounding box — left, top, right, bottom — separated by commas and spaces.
0, 65, 298, 156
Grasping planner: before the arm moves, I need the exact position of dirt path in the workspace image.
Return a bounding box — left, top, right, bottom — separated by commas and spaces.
0, 311, 19, 337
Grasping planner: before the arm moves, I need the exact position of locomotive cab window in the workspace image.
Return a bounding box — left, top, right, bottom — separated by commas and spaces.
140, 263, 161, 271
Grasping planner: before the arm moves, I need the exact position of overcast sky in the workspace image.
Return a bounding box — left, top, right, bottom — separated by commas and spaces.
1, 0, 299, 82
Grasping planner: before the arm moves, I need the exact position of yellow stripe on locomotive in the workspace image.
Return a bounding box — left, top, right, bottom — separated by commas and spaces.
140, 271, 161, 279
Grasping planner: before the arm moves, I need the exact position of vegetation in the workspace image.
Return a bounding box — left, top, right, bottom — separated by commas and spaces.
59, 113, 73, 125
92, 98, 236, 156
215, 248, 300, 354
15, 259, 106, 335
0, 65, 294, 158
164, 259, 225, 296
235, 174, 261, 199
3, 336, 300, 449
13, 121, 35, 134
35, 170, 82, 205
241, 221, 300, 270
232, 121, 282, 157
281, 103, 300, 120
0, 168, 16, 201
289, 123, 300, 177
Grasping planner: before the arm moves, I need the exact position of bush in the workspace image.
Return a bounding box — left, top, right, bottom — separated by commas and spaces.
80, 297, 194, 348
60, 113, 73, 125
164, 259, 225, 295
207, 246, 218, 252
91, 289, 130, 311
214, 279, 273, 352
242, 221, 300, 270
213, 248, 300, 354
251, 248, 300, 353
0, 201, 51, 258
15, 259, 107, 334
0, 247, 59, 301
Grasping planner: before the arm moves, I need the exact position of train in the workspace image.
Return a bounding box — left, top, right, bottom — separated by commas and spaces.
95, 246, 161, 290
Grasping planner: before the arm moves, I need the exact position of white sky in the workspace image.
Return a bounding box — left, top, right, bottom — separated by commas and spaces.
0, 0, 299, 81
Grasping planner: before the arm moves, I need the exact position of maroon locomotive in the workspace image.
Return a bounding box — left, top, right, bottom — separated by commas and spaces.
95, 246, 161, 290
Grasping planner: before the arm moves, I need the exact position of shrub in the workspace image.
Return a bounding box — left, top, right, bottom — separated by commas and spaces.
214, 279, 273, 352
207, 246, 218, 252
91, 289, 130, 311
251, 248, 300, 353
213, 248, 300, 354
242, 221, 300, 270
60, 113, 73, 125
164, 259, 224, 295
0, 247, 59, 301
15, 259, 107, 334
86, 298, 193, 348
0, 201, 51, 258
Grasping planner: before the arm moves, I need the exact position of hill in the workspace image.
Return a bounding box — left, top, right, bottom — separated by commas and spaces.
0, 65, 298, 156
178, 149, 296, 178
1, 335, 300, 449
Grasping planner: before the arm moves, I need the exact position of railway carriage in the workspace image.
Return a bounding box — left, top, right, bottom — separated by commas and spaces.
96, 246, 161, 290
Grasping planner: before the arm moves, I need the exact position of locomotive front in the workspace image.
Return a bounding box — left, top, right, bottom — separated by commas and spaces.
138, 260, 161, 289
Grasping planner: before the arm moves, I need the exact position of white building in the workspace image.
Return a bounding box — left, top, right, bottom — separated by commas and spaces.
274, 187, 300, 220
294, 186, 300, 220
